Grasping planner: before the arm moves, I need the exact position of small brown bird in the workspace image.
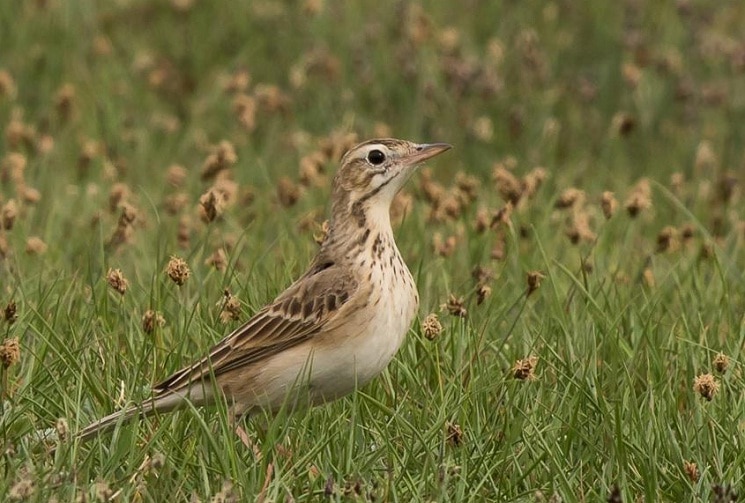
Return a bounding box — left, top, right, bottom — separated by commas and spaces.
79, 138, 451, 441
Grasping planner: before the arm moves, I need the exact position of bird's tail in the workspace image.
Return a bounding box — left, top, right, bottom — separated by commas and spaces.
77, 392, 187, 442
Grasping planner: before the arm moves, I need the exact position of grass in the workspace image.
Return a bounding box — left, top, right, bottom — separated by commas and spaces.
1, 0, 745, 501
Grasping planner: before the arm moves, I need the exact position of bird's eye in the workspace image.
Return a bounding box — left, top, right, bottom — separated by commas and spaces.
367, 149, 386, 165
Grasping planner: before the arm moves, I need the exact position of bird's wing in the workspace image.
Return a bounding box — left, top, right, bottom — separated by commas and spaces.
152, 262, 358, 394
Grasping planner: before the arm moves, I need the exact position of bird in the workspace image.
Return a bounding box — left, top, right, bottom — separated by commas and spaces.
78, 138, 451, 441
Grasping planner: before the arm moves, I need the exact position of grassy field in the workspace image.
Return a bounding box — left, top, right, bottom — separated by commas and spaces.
1, 0, 745, 501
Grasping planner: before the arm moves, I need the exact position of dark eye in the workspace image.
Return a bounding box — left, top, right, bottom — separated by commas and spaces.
367, 149, 386, 165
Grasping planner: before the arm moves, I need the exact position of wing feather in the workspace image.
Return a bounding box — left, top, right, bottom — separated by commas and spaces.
153, 265, 358, 394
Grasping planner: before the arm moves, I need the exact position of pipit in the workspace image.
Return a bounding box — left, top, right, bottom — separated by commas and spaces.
79, 138, 451, 441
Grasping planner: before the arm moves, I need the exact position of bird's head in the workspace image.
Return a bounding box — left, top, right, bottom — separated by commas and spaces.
332, 138, 451, 226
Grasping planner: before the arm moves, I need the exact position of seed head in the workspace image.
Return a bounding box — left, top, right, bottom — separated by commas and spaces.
106, 268, 129, 295
201, 140, 237, 181
713, 352, 729, 374
683, 460, 699, 483
512, 356, 538, 380
219, 290, 242, 324
0, 337, 20, 368
277, 176, 300, 207
445, 295, 467, 318
521, 167, 547, 199
93, 480, 113, 502
8, 476, 35, 501
446, 421, 464, 447
1, 199, 18, 230
693, 373, 719, 401
656, 226, 679, 253
55, 417, 69, 442
166, 256, 191, 286
166, 164, 187, 187
4, 301, 17, 324
199, 189, 225, 223
624, 178, 652, 217
492, 164, 522, 205
205, 248, 228, 271
25, 237, 47, 255
421, 313, 442, 340
142, 310, 165, 334
108, 183, 131, 213
312, 219, 330, 246
0, 69, 17, 99
601, 191, 617, 219
555, 188, 585, 209
526, 271, 545, 296
476, 284, 492, 305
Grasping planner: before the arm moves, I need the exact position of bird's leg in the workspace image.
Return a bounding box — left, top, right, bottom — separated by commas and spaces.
230, 414, 261, 459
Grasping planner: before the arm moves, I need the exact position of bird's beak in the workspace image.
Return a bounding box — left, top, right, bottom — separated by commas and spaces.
406, 143, 452, 165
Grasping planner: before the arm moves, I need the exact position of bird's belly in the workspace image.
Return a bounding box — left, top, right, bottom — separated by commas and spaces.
243, 276, 417, 412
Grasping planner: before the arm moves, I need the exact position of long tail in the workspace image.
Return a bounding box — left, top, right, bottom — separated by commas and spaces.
77, 392, 188, 442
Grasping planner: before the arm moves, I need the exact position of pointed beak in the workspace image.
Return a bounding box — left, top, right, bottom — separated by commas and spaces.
405, 143, 452, 165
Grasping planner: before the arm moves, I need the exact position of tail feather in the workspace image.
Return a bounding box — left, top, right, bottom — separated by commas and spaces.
77, 391, 191, 442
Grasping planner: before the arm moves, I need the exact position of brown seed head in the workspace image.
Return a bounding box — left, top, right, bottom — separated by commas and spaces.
713, 352, 729, 374
8, 476, 34, 500
512, 355, 538, 380
656, 226, 679, 253
471, 265, 494, 284
142, 310, 165, 334
492, 164, 522, 204
446, 421, 464, 447
205, 248, 229, 271
474, 207, 490, 233
555, 188, 585, 209
1, 199, 18, 230
54, 83, 76, 121
445, 294, 467, 318
624, 178, 652, 217
490, 202, 513, 230
277, 176, 300, 207
106, 268, 129, 295
681, 460, 699, 483
21, 186, 41, 205
94, 480, 113, 502
527, 271, 545, 296
166, 256, 191, 286
2, 152, 26, 184
166, 164, 188, 187
313, 220, 329, 246
693, 373, 719, 401
55, 417, 69, 442
25, 236, 47, 255
521, 167, 547, 199
109, 183, 132, 213
177, 216, 191, 249
201, 140, 237, 180
611, 111, 636, 136
419, 168, 446, 204
0, 337, 20, 368
433, 233, 457, 257
716, 171, 738, 204
0, 69, 17, 99
199, 189, 225, 223
233, 93, 257, 131
219, 289, 242, 324
422, 313, 443, 340
455, 172, 480, 202
4, 301, 17, 324
601, 191, 617, 219
476, 283, 492, 305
